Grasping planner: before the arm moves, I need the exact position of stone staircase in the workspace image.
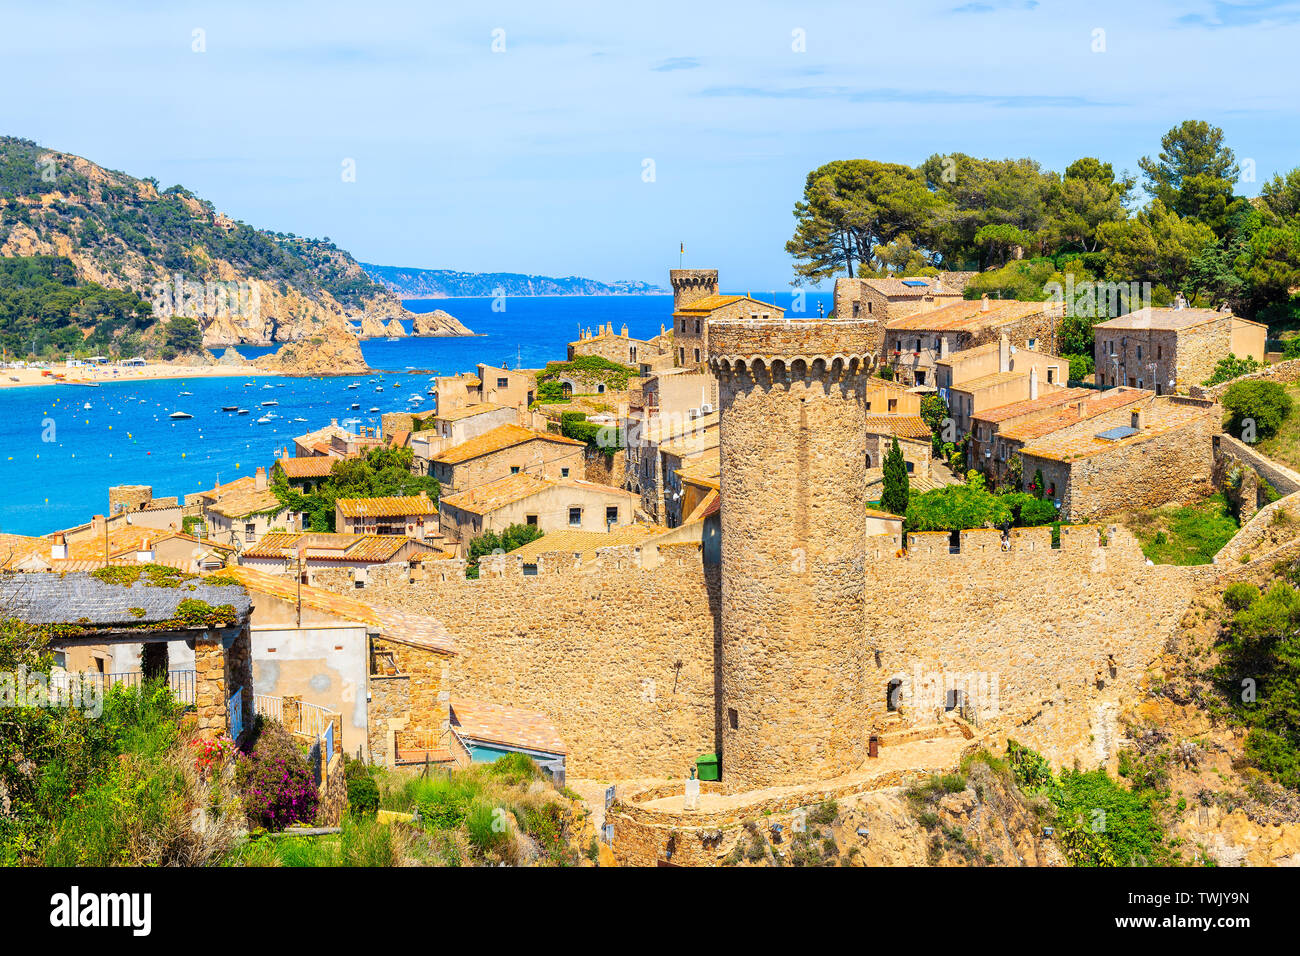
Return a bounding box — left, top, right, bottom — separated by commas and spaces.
875, 711, 974, 748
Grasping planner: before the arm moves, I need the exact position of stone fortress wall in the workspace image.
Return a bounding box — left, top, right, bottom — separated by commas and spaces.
319, 524, 1200, 781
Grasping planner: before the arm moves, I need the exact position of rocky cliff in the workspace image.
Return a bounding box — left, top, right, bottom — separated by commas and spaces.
254, 326, 370, 376
412, 308, 465, 336
0, 136, 474, 352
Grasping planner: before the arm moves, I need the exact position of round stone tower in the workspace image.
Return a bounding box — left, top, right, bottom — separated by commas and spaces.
669, 268, 719, 312
709, 317, 873, 791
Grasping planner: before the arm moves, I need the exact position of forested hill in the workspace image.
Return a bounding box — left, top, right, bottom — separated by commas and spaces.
0, 135, 471, 356
361, 263, 665, 298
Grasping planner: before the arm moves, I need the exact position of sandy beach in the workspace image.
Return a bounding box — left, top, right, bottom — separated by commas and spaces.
0, 362, 270, 390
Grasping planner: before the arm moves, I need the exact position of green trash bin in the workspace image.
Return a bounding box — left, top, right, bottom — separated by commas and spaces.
695, 753, 720, 781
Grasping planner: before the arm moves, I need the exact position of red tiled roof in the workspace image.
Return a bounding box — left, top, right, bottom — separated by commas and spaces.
451, 697, 566, 755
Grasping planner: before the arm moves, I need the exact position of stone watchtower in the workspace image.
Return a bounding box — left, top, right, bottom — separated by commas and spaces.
709, 318, 874, 791
669, 269, 719, 312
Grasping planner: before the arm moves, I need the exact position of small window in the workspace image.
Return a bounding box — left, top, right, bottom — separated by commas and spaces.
678, 347, 685, 363
867, 301, 873, 314
887, 398, 897, 412
560, 467, 570, 478
605, 506, 619, 525
1136, 345, 1143, 360
1156, 346, 1162, 360
1047, 366, 1057, 384
510, 465, 521, 474
887, 679, 903, 711
525, 513, 538, 526
728, 708, 738, 730
523, 563, 538, 576
569, 506, 582, 527
694, 320, 701, 334
693, 348, 700, 363
1027, 338, 1037, 350
905, 461, 914, 473
852, 302, 860, 317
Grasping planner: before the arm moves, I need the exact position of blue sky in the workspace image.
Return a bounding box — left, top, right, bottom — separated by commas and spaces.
2, 0, 1299, 290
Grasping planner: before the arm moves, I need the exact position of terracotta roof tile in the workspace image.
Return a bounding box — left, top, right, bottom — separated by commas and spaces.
242, 532, 419, 563
451, 697, 566, 755
972, 388, 1093, 425
436, 402, 506, 422
276, 456, 336, 479
885, 299, 1061, 333
865, 414, 932, 440
999, 388, 1151, 443
432, 424, 581, 465
336, 494, 438, 519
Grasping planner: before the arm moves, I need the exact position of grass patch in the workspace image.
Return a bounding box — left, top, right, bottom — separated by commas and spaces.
1120, 492, 1239, 565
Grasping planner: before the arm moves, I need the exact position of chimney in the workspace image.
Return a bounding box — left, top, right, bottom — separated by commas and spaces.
939, 335, 949, 360
91, 514, 105, 536
51, 533, 67, 560
135, 537, 155, 564
981, 294, 990, 313
1131, 407, 1145, 430
1029, 365, 1039, 401
1075, 400, 1088, 419
255, 466, 267, 491
998, 334, 1010, 373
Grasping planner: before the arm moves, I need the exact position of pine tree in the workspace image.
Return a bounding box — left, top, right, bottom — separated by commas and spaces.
881, 437, 910, 515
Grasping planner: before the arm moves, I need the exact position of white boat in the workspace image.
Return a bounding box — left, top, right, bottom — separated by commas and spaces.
169, 411, 193, 420
237, 408, 249, 415
350, 403, 360, 410
291, 417, 307, 423
256, 416, 272, 424
179, 391, 192, 396
369, 406, 380, 412
83, 402, 91, 410
375, 386, 384, 392
261, 400, 278, 406
347, 383, 358, 390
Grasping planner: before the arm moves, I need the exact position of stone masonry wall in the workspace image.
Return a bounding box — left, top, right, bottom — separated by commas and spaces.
317, 525, 1198, 786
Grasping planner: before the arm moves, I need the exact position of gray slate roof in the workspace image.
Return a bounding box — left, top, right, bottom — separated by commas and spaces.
0, 571, 251, 629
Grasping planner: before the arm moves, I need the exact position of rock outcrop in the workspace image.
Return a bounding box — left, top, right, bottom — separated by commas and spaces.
412, 308, 471, 337
383, 318, 407, 337
215, 347, 250, 366
254, 326, 369, 376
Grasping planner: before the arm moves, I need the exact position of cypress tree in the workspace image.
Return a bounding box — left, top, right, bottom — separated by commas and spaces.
881, 437, 910, 515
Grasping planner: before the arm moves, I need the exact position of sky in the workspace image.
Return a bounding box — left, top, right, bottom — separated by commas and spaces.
2, 0, 1300, 290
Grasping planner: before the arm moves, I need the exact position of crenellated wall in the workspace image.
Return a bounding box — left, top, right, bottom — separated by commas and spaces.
314, 525, 1200, 783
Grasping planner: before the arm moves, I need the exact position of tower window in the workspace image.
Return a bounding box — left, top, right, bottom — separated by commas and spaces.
728, 708, 738, 730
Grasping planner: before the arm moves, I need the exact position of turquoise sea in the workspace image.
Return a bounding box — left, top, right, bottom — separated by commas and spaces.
0, 291, 830, 536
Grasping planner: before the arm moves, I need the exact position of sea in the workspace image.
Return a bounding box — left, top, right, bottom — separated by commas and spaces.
0, 291, 831, 536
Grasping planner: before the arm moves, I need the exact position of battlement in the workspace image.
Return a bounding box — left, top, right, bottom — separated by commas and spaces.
708, 317, 875, 379
669, 268, 719, 312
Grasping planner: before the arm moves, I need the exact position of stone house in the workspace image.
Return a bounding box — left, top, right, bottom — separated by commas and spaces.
569, 323, 674, 370
659, 430, 721, 528
335, 492, 440, 540
429, 424, 585, 495
624, 411, 719, 522
884, 297, 1064, 386
1093, 307, 1268, 393
292, 420, 352, 458
273, 453, 336, 492
437, 473, 644, 554
967, 387, 1095, 484
409, 403, 518, 474
990, 387, 1153, 485
672, 295, 784, 370
865, 415, 932, 473
833, 275, 968, 355
864, 376, 921, 417
214, 565, 457, 761
1017, 396, 1220, 520
203, 467, 301, 552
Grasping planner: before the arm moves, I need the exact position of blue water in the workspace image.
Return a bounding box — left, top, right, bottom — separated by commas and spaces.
0, 292, 829, 536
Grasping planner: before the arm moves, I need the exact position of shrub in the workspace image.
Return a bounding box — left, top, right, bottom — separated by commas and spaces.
236, 719, 319, 831
1222, 581, 1260, 612
880, 438, 910, 515
488, 751, 541, 786
346, 774, 379, 818
465, 801, 510, 854
1222, 379, 1293, 441
1203, 352, 1266, 387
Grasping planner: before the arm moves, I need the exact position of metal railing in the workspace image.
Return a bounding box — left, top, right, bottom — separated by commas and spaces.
295, 700, 335, 739
252, 693, 282, 722
54, 669, 196, 705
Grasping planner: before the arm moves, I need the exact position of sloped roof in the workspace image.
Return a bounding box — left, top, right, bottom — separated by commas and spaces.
950, 370, 1026, 394
336, 494, 438, 519
439, 472, 554, 515
886, 299, 1060, 333
1094, 307, 1225, 331
205, 485, 285, 519
1019, 400, 1211, 463
451, 697, 566, 755
999, 389, 1151, 443
276, 456, 337, 479
505, 524, 660, 562
432, 424, 581, 465
972, 388, 1093, 425
0, 570, 250, 631
435, 402, 506, 422
672, 295, 783, 317
212, 565, 455, 655
865, 415, 932, 440
241, 532, 419, 563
